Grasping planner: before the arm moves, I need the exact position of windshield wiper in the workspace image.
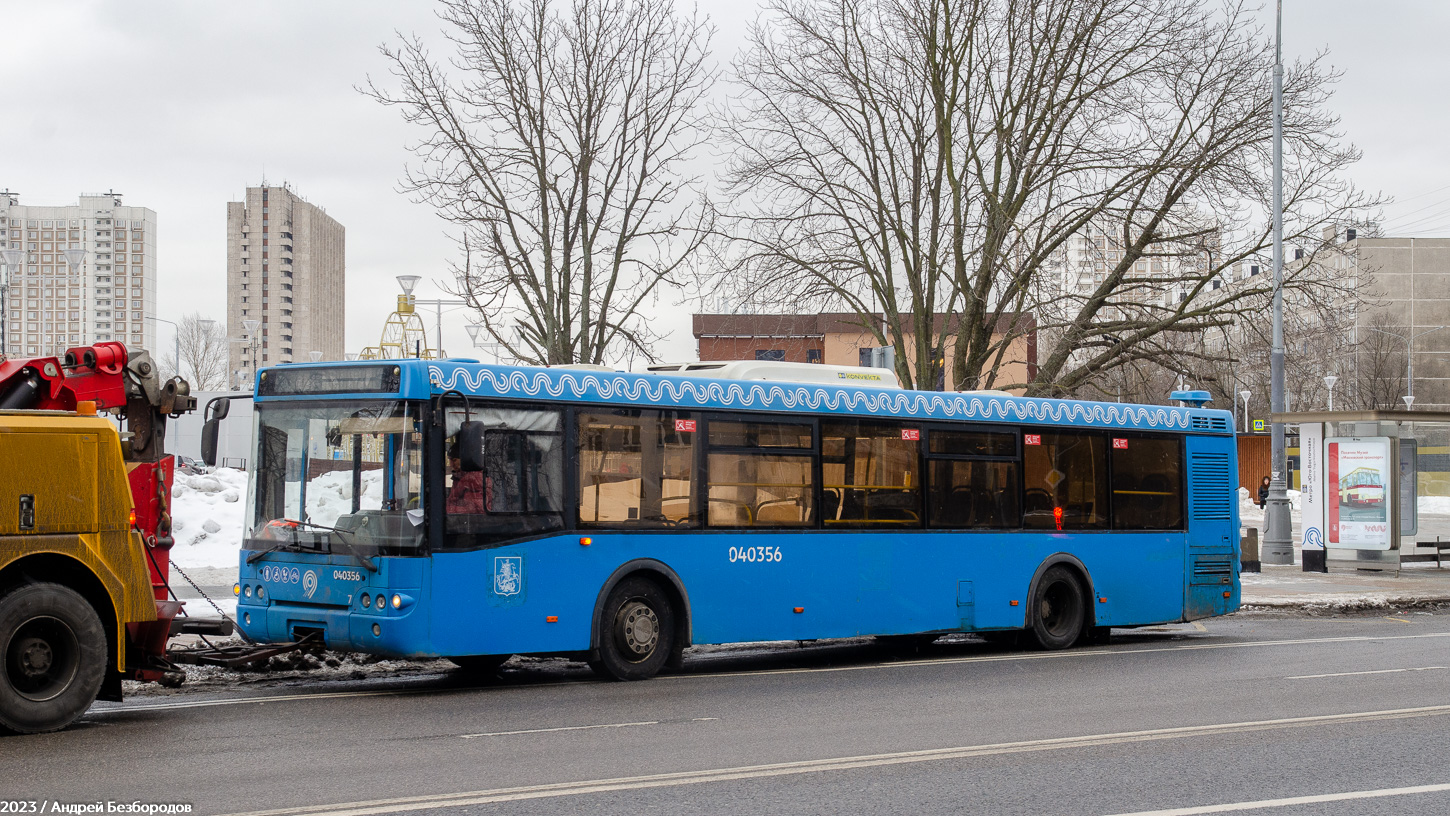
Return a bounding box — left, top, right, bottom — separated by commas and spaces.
244, 540, 310, 564
282, 519, 378, 573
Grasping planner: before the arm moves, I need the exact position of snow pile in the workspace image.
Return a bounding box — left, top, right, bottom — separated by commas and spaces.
1238, 486, 1301, 518
170, 468, 248, 569
305, 468, 385, 527
1418, 495, 1450, 515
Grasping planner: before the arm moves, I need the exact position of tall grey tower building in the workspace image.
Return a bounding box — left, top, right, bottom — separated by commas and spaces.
226, 184, 345, 386
0, 190, 157, 356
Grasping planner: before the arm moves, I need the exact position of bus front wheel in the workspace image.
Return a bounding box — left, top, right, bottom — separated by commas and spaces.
0, 583, 107, 735
590, 577, 675, 681
1029, 567, 1087, 651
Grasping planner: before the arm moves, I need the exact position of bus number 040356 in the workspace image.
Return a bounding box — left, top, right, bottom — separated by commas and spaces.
728, 545, 783, 563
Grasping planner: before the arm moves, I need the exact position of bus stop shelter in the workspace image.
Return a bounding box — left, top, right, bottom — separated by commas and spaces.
1273, 409, 1450, 573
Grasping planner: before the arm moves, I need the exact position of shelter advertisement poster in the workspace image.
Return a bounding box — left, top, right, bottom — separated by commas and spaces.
1299, 424, 1324, 551
1326, 437, 1392, 550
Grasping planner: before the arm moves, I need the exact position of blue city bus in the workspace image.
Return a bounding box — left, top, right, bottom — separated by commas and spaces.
215, 359, 1240, 680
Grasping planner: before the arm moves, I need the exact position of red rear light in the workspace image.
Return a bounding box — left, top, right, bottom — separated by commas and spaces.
1053, 507, 1064, 531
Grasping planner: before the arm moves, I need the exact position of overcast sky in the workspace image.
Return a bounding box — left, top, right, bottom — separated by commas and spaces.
4, 1, 1449, 364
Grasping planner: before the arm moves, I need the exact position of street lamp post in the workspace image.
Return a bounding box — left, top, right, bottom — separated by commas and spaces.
1239, 390, 1251, 434
1324, 374, 1338, 411
0, 249, 23, 356
241, 318, 261, 389
145, 315, 180, 380
1367, 324, 1447, 406
465, 323, 505, 364
57, 249, 87, 357
1263, 0, 1293, 566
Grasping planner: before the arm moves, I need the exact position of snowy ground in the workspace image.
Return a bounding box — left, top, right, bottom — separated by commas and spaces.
169, 468, 248, 570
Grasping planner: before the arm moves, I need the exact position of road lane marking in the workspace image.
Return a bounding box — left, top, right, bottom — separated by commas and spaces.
1385, 616, 1411, 623
1287, 666, 1447, 680
1100, 781, 1450, 815
672, 631, 1450, 680
460, 720, 659, 738
456, 718, 716, 739
93, 631, 1450, 715
1191, 622, 1207, 632
217, 704, 1450, 816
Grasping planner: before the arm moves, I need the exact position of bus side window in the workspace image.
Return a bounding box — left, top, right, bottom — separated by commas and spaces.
707, 420, 814, 528
1022, 432, 1108, 530
925, 429, 1019, 529
1110, 436, 1184, 530
578, 410, 698, 528
821, 421, 921, 528
443, 405, 564, 545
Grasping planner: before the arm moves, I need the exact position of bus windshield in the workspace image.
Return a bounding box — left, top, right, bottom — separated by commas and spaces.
247, 400, 424, 555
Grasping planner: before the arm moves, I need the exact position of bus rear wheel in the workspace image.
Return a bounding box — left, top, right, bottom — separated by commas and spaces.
0, 583, 107, 735
590, 577, 675, 681
1029, 567, 1087, 651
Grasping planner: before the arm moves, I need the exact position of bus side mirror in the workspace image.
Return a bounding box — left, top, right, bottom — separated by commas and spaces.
457, 421, 487, 472
201, 419, 219, 466
200, 397, 232, 466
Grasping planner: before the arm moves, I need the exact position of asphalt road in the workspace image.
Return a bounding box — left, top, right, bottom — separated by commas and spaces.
5, 612, 1450, 816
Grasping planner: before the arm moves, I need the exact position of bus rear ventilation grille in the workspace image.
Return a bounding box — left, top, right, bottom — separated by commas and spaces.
1191, 416, 1230, 431
1188, 453, 1233, 520
1193, 558, 1234, 576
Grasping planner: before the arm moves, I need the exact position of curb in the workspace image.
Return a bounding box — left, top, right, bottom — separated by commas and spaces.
1238, 596, 1450, 614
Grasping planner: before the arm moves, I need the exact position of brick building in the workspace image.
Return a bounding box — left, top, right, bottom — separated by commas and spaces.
691, 312, 1036, 391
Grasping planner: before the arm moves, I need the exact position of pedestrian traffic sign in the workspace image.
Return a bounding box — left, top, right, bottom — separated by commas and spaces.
1252, 419, 1265, 432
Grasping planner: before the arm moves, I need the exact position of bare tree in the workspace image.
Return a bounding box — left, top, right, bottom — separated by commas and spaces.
161, 313, 229, 391
721, 0, 1376, 394
1349, 312, 1408, 410
366, 0, 715, 365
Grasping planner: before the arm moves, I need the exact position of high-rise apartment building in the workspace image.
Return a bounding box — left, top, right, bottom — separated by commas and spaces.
0, 190, 157, 356
226, 184, 345, 385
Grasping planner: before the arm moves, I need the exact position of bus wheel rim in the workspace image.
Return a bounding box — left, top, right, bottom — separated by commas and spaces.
5, 615, 81, 703
618, 601, 659, 659
1041, 583, 1071, 636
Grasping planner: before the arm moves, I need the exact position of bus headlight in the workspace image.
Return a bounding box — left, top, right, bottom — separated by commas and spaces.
257, 586, 265, 600
391, 594, 402, 610
376, 594, 387, 610
361, 593, 372, 608
233, 583, 241, 596
243, 585, 252, 598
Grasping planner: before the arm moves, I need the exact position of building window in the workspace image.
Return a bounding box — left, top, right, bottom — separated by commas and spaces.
754, 349, 785, 361
806, 349, 822, 364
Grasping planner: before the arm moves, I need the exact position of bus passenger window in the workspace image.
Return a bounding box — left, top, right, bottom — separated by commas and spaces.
927, 460, 1018, 528
1022, 433, 1108, 530
707, 421, 814, 527
821, 422, 921, 527
443, 404, 564, 545
578, 410, 698, 528
1110, 436, 1184, 530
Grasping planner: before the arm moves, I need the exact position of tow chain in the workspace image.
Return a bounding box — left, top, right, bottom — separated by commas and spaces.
169, 561, 255, 645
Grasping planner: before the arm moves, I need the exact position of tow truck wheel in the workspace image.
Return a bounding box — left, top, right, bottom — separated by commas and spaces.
0, 583, 107, 735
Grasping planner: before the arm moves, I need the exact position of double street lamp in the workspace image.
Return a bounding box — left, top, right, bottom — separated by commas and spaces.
1366, 324, 1447, 408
